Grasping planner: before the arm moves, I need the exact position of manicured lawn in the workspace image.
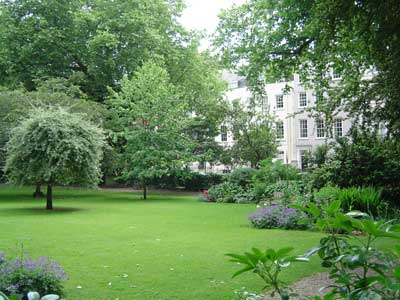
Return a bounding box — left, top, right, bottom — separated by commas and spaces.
0, 186, 326, 300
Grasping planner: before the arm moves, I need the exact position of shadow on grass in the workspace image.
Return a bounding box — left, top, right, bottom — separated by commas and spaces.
0, 206, 88, 215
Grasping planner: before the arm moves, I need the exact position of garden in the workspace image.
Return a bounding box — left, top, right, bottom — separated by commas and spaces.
1, 0, 400, 300
0, 186, 326, 300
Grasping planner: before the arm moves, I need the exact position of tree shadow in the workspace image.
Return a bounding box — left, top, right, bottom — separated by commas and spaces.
0, 206, 88, 216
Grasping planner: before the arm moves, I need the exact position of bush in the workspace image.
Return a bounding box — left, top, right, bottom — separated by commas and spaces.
253, 159, 301, 186
152, 170, 225, 191
208, 182, 244, 203
0, 253, 67, 299
247, 204, 307, 230
307, 130, 400, 204
253, 180, 306, 205
313, 185, 341, 206
228, 168, 256, 189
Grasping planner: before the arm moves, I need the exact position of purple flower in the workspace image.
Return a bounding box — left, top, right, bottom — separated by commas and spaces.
248, 204, 307, 230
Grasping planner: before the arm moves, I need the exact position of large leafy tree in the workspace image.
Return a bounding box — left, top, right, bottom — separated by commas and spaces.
108, 60, 194, 199
4, 109, 105, 209
0, 78, 105, 184
215, 0, 400, 136
226, 100, 277, 168
0, 0, 226, 105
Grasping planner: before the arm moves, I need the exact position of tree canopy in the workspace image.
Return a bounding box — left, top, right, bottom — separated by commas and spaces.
226, 100, 277, 168
108, 60, 194, 199
215, 0, 400, 136
4, 108, 105, 209
0, 78, 106, 182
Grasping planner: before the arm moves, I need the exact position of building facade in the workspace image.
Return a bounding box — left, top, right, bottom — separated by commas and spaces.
192, 71, 351, 174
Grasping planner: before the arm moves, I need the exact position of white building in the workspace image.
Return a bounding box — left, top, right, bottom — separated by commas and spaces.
193, 71, 351, 174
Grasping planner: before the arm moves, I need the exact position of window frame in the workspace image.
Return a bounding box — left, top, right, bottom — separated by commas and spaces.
315, 118, 325, 139
299, 119, 308, 139
275, 95, 284, 110
334, 118, 343, 137
299, 92, 308, 108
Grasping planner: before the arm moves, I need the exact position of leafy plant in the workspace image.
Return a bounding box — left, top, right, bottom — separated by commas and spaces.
226, 247, 306, 300
338, 186, 383, 217
208, 182, 245, 203
228, 168, 256, 190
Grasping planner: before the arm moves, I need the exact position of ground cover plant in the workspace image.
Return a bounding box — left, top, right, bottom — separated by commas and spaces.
0, 186, 326, 300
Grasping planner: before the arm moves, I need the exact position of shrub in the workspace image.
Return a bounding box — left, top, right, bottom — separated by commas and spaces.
152, 170, 225, 191
208, 182, 244, 203
253, 159, 300, 186
228, 168, 256, 189
313, 185, 341, 206
229, 203, 400, 300
338, 186, 383, 217
0, 253, 67, 299
247, 204, 307, 230
253, 180, 306, 205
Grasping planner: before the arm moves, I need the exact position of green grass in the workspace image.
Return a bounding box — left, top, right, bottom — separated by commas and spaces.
0, 186, 327, 300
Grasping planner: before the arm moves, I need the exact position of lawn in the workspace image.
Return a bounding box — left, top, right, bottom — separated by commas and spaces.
0, 186, 326, 300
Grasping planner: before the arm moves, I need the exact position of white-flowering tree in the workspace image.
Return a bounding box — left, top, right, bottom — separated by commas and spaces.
4, 109, 105, 209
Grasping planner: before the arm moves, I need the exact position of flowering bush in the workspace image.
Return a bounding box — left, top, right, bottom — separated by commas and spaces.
247, 204, 307, 229
0, 253, 67, 299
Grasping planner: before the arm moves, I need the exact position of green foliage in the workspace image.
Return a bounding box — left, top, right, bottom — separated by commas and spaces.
308, 130, 400, 204
215, 0, 400, 137
251, 160, 302, 203
152, 170, 224, 191
338, 186, 383, 218
313, 186, 341, 206
0, 82, 105, 182
5, 109, 104, 187
108, 60, 194, 198
253, 160, 300, 186
227, 247, 305, 300
231, 200, 400, 300
228, 168, 256, 190
208, 182, 245, 203
226, 101, 277, 168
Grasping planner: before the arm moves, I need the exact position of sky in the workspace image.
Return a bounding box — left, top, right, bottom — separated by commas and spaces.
179, 0, 247, 49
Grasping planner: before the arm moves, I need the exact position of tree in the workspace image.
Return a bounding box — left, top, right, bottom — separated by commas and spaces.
108, 60, 194, 199
0, 78, 106, 190
0, 0, 219, 103
227, 99, 277, 168
4, 109, 105, 209
215, 0, 400, 136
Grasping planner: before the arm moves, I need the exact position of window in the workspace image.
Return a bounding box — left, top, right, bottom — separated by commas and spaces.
228, 81, 237, 89
299, 92, 307, 107
300, 150, 309, 170
332, 69, 341, 79
261, 95, 268, 113
277, 150, 285, 162
275, 95, 284, 109
315, 119, 325, 138
221, 126, 228, 142
299, 119, 308, 138
334, 119, 343, 137
276, 121, 284, 139
222, 169, 231, 174
198, 161, 205, 170
238, 78, 247, 88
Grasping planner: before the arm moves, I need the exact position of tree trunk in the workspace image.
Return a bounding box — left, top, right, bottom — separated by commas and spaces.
46, 184, 53, 210
143, 182, 147, 200
33, 183, 44, 198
